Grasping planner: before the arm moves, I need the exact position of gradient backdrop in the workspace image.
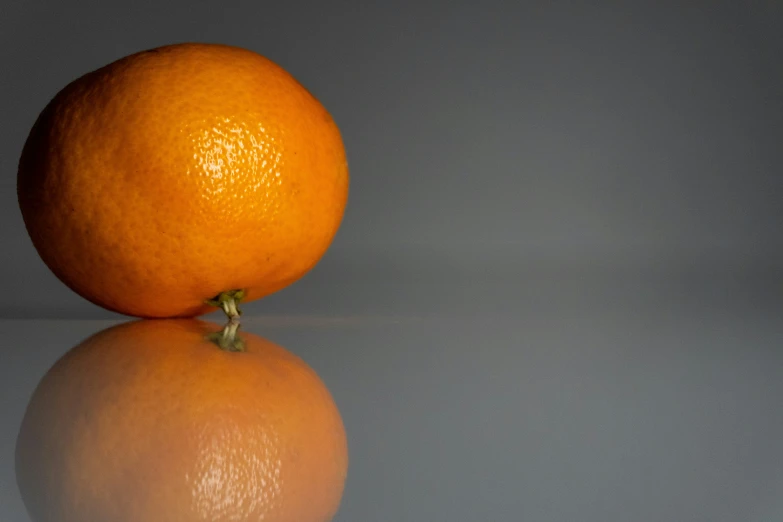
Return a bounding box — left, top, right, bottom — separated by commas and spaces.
1, 2, 782, 521
2, 1, 782, 317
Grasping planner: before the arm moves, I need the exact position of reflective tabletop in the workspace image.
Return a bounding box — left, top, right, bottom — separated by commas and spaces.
1, 263, 782, 522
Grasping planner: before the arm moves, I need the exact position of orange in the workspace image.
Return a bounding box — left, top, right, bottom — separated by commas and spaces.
15, 319, 349, 522
17, 43, 349, 319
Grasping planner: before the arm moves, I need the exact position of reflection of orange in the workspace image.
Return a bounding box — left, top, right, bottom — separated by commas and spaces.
17, 43, 349, 318
16, 319, 348, 522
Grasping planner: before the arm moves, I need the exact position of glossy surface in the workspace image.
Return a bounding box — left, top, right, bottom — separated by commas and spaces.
1, 267, 782, 522
17, 43, 349, 318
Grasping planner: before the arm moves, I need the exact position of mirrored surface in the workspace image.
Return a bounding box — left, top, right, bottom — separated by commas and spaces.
1, 267, 782, 521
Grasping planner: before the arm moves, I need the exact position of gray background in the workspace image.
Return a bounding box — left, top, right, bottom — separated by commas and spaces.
1, 2, 782, 521
1, 1, 781, 317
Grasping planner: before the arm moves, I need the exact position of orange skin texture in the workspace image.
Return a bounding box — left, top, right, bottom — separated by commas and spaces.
17, 43, 349, 318
15, 319, 349, 522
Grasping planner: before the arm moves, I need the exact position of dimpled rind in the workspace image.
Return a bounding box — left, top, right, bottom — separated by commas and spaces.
17, 43, 349, 317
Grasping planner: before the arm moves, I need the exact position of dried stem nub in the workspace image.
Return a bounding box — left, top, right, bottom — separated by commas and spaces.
205, 289, 246, 323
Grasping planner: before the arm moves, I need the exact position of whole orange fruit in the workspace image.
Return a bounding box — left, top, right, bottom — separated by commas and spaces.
17, 43, 349, 318
15, 319, 349, 522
